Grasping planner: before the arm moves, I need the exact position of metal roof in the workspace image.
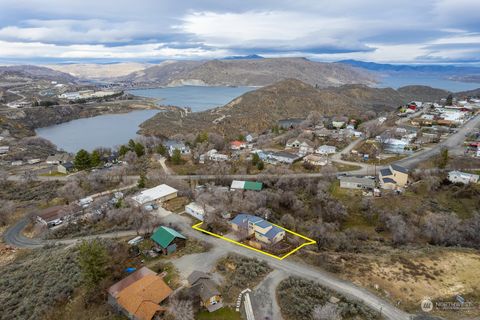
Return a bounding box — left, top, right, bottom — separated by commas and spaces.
151, 226, 186, 249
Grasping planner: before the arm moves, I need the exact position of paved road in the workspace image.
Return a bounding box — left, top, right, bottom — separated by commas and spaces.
396, 113, 480, 169
252, 269, 287, 320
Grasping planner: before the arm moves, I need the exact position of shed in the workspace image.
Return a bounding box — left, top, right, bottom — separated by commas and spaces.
151, 226, 187, 255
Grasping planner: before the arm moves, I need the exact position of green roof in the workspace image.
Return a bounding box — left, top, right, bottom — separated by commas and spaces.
244, 181, 263, 191
151, 226, 187, 248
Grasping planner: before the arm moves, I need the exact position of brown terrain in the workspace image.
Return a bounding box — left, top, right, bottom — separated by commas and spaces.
140, 79, 450, 138
119, 57, 377, 87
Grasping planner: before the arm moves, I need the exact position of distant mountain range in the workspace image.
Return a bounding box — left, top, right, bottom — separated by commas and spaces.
222, 54, 264, 60
118, 57, 377, 88
48, 62, 149, 81
0, 65, 77, 83
140, 78, 452, 138
338, 59, 480, 75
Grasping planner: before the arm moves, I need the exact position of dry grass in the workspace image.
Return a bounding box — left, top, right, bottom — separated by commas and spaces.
333, 248, 480, 319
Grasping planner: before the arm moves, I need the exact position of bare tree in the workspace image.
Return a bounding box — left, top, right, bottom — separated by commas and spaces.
312, 303, 342, 320
167, 296, 194, 320
0, 170, 8, 186
0, 200, 15, 226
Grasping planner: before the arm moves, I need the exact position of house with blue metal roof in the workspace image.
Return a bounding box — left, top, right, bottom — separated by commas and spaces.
230, 213, 285, 244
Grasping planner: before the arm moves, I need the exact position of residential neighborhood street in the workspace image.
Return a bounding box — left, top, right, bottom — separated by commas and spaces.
4, 211, 412, 320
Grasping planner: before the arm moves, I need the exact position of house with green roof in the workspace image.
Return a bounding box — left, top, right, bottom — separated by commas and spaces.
151, 226, 187, 255
230, 180, 263, 191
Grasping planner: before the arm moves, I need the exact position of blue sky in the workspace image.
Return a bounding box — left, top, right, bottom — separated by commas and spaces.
0, 0, 479, 64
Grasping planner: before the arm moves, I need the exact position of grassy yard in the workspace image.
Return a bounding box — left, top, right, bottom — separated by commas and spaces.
196, 307, 242, 320
332, 161, 362, 172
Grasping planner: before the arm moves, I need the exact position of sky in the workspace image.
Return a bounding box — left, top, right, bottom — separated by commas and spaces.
0, 0, 479, 65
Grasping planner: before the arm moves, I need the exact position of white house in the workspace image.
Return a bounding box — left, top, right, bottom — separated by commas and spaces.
447, 171, 479, 184
199, 149, 229, 163
185, 202, 215, 221
164, 140, 190, 156
0, 146, 9, 154
316, 145, 336, 155
303, 154, 328, 166
132, 184, 178, 206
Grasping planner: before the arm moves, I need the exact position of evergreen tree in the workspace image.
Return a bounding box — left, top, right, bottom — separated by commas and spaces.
128, 139, 136, 151
90, 150, 102, 167
195, 132, 209, 144
446, 94, 453, 106
78, 240, 108, 289
252, 153, 260, 166
74, 149, 91, 170
256, 160, 265, 170
137, 173, 146, 188
156, 144, 167, 156
134, 142, 145, 157
118, 145, 130, 157
171, 149, 183, 165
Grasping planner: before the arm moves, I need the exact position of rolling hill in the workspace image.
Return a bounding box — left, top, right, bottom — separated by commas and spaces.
140, 79, 449, 138
120, 58, 377, 88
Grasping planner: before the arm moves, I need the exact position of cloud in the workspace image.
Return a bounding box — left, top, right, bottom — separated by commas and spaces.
0, 0, 478, 63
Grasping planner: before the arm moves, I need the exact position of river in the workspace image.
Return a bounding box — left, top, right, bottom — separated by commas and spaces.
36, 86, 254, 152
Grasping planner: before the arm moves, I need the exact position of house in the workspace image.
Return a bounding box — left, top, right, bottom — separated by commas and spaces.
447, 171, 479, 184
151, 226, 187, 255
315, 128, 333, 138
339, 176, 376, 190
36, 205, 72, 227
164, 140, 190, 156
245, 134, 255, 143
230, 214, 285, 245
187, 271, 223, 312
379, 164, 409, 190
78, 196, 93, 208
264, 151, 300, 164
200, 149, 229, 163
230, 140, 247, 150
11, 160, 22, 166
332, 120, 346, 129
230, 180, 263, 191
0, 146, 9, 154
303, 154, 328, 166
185, 202, 215, 221
27, 158, 41, 164
108, 267, 172, 320
46, 153, 71, 165
131, 184, 178, 206
316, 145, 336, 155
57, 161, 74, 174
286, 138, 313, 151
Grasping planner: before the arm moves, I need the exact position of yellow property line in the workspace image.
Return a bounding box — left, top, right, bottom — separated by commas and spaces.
192, 222, 316, 260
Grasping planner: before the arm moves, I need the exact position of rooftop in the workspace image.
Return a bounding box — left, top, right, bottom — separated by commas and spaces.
132, 184, 178, 205
151, 226, 187, 249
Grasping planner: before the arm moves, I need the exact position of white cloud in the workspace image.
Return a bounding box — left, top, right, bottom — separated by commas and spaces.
0, 0, 478, 63
0, 40, 230, 60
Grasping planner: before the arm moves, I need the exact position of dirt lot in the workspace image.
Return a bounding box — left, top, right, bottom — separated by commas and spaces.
326, 247, 480, 319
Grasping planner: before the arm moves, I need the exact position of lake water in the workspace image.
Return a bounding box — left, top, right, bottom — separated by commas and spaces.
377, 74, 480, 91
129, 86, 255, 112
36, 110, 160, 152
36, 86, 254, 152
